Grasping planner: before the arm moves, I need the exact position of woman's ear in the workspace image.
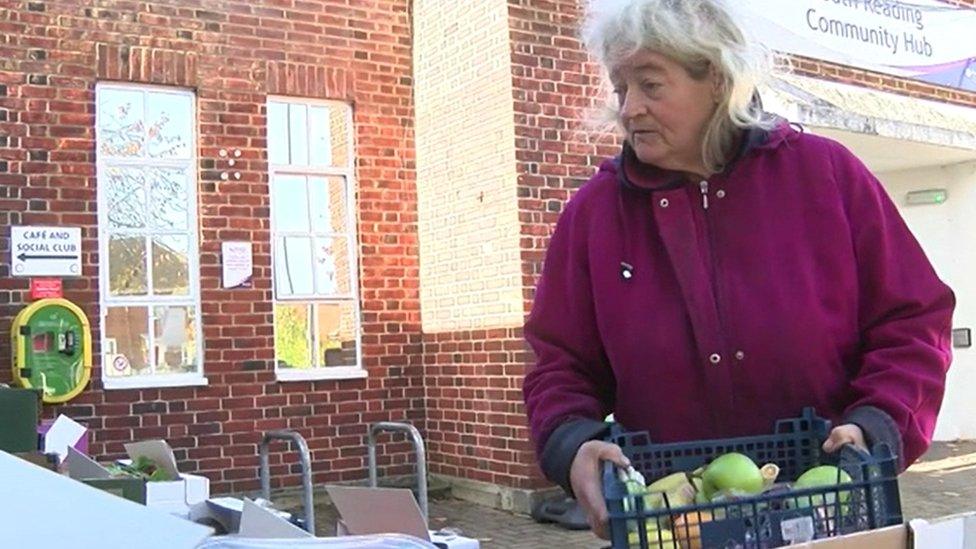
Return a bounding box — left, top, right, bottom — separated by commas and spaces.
709, 64, 725, 104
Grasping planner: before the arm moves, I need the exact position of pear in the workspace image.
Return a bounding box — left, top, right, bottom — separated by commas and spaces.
701, 453, 763, 500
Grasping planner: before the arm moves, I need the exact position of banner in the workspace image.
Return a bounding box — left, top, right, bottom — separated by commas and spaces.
732, 0, 976, 92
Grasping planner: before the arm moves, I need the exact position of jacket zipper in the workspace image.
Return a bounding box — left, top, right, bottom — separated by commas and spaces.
698, 179, 727, 359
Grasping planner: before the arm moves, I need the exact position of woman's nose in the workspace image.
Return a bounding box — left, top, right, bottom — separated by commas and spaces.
619, 89, 645, 121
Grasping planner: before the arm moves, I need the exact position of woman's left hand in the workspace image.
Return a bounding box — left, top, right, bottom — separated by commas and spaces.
822, 423, 867, 453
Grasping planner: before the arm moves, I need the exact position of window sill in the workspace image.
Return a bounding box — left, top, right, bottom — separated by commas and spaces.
276, 367, 367, 382
102, 375, 209, 390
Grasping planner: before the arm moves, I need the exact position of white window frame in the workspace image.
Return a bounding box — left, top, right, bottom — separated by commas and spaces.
95, 82, 206, 389
268, 96, 364, 381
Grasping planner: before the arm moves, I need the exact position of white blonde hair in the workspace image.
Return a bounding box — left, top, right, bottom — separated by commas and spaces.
581, 0, 776, 173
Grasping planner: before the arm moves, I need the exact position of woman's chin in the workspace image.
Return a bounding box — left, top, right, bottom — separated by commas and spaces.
631, 146, 668, 167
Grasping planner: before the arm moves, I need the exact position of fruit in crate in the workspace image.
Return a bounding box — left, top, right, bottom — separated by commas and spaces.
792, 465, 853, 507
645, 472, 696, 509
620, 466, 655, 512
701, 453, 764, 500
621, 469, 695, 512
690, 476, 709, 504
627, 526, 675, 548
760, 462, 780, 487
672, 510, 713, 549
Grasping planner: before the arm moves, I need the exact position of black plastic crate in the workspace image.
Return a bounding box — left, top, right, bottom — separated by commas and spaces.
602, 408, 902, 548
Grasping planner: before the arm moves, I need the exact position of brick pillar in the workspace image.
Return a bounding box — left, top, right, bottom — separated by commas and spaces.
413, 0, 532, 496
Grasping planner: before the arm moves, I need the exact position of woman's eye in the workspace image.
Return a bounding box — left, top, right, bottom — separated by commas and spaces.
641, 81, 661, 92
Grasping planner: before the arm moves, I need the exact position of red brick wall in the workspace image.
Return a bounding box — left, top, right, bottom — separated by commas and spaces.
0, 0, 421, 494
507, 0, 621, 490
419, 0, 616, 492
423, 328, 539, 489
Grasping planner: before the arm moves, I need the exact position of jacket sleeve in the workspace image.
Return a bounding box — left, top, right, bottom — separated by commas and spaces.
833, 145, 955, 469
523, 196, 615, 492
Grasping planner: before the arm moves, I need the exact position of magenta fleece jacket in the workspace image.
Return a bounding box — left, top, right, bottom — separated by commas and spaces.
523, 122, 954, 487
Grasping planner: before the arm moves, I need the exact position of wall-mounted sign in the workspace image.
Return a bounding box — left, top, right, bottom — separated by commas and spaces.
30, 279, 64, 300
733, 1, 976, 92
11, 226, 82, 277
221, 241, 253, 289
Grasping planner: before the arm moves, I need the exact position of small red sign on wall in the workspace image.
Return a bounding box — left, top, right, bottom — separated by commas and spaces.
30, 278, 63, 300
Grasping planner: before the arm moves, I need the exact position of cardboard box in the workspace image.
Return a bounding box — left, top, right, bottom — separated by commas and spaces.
2, 449, 212, 549
39, 416, 89, 457
66, 439, 210, 518
193, 498, 442, 548
805, 524, 909, 548
799, 512, 976, 548
327, 486, 480, 549
910, 512, 976, 548
13, 451, 61, 473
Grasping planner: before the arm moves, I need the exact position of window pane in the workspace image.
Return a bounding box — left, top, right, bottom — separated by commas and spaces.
146, 92, 192, 159
109, 235, 147, 296
154, 306, 198, 374
149, 167, 189, 230
267, 101, 289, 165
275, 237, 313, 296
152, 235, 190, 296
308, 106, 332, 167
288, 103, 309, 165
104, 307, 150, 376
313, 237, 351, 296
105, 167, 147, 230
309, 176, 347, 234
328, 105, 351, 168
274, 302, 311, 369
98, 88, 144, 157
315, 302, 358, 367
272, 175, 310, 233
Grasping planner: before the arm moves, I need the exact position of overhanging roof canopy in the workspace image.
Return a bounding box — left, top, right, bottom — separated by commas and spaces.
760, 73, 976, 173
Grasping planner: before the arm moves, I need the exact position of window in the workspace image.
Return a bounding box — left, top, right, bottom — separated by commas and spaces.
95, 83, 204, 389
267, 98, 362, 381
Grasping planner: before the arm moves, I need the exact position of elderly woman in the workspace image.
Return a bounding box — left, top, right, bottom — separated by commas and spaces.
522, 0, 954, 538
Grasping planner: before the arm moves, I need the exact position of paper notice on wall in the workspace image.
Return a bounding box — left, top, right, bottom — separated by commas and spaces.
221, 241, 253, 289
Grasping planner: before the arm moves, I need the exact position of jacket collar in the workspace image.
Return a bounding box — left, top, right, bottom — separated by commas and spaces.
616, 119, 794, 192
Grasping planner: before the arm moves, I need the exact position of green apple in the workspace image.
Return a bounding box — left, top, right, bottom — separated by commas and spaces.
702, 453, 763, 500
793, 465, 852, 508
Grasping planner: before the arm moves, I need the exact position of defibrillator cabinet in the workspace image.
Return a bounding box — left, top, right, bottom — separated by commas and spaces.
11, 298, 92, 404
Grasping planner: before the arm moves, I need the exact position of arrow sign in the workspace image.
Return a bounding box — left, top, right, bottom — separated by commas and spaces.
11, 226, 83, 277
18, 253, 78, 261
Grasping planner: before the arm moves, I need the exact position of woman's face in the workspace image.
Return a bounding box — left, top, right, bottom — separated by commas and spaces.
611, 49, 720, 174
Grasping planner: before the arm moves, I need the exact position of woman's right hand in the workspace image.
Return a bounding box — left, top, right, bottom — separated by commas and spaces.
570, 439, 631, 539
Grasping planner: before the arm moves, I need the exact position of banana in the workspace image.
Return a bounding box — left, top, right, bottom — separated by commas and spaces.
645, 472, 695, 510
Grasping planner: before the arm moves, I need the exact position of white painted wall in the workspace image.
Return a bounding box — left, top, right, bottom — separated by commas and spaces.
878, 161, 976, 441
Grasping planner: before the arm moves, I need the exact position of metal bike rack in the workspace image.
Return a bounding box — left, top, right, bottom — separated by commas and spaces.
259, 429, 315, 534
367, 421, 428, 523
